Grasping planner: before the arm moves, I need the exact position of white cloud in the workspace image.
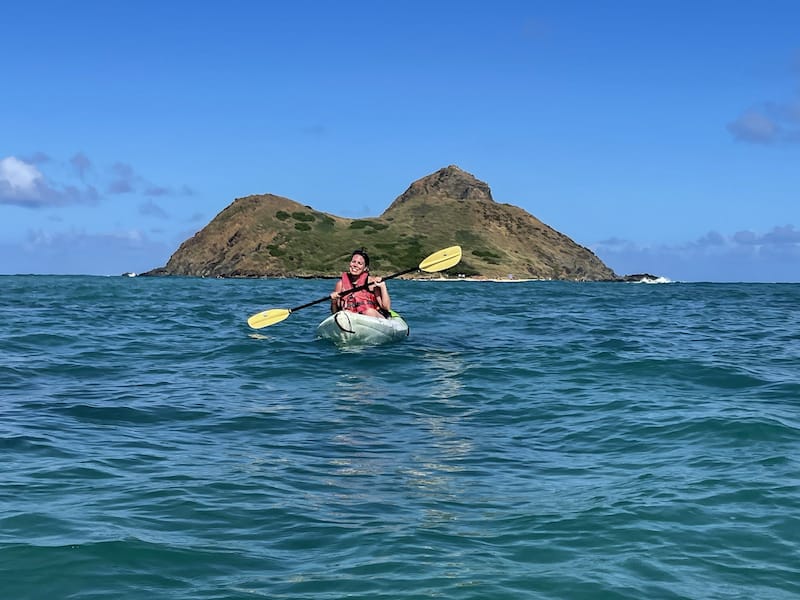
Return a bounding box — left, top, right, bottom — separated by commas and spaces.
0, 156, 44, 200
1, 153, 191, 209
0, 155, 99, 208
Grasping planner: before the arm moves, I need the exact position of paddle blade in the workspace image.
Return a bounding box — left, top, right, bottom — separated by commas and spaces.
419, 245, 462, 273
247, 308, 291, 329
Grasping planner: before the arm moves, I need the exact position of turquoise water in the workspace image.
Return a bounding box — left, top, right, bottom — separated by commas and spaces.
1, 276, 799, 599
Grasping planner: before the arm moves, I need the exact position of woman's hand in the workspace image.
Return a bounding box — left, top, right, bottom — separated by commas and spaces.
368, 277, 385, 294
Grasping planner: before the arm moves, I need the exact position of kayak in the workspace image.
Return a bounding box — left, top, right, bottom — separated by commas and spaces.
316, 310, 409, 346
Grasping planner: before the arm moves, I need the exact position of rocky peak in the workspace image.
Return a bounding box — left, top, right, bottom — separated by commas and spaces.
384, 165, 493, 212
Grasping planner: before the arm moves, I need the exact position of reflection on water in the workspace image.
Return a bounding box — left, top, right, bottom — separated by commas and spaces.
330, 374, 373, 409
420, 349, 467, 402
402, 350, 477, 529
314, 348, 477, 529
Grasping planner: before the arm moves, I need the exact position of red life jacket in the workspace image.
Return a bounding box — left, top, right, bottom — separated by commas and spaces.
339, 272, 380, 313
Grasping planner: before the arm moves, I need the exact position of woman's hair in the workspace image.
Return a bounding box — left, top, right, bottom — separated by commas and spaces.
351, 248, 370, 267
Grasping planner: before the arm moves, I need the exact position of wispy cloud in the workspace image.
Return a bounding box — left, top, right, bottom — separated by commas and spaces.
727, 55, 800, 145
70, 152, 92, 180
107, 161, 193, 198
144, 185, 171, 197
139, 200, 169, 219
107, 162, 137, 194
0, 228, 171, 275
0, 156, 99, 208
24, 152, 51, 165
727, 110, 781, 144
595, 226, 800, 282
727, 105, 800, 144
1, 153, 190, 209
301, 124, 328, 137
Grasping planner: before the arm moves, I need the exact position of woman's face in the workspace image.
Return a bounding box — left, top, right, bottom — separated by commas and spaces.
348, 254, 367, 275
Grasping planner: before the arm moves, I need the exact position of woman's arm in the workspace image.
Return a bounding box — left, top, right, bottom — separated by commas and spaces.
330, 281, 343, 313
370, 277, 391, 312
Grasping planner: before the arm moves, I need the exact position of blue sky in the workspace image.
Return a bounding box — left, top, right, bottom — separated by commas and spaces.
2, 1, 799, 281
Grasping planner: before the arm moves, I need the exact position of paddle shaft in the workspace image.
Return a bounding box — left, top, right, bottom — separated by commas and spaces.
289, 266, 416, 313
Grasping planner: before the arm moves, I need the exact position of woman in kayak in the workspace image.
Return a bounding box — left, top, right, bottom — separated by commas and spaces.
330, 249, 391, 318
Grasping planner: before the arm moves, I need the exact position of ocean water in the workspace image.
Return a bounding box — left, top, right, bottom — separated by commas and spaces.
1, 275, 799, 600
